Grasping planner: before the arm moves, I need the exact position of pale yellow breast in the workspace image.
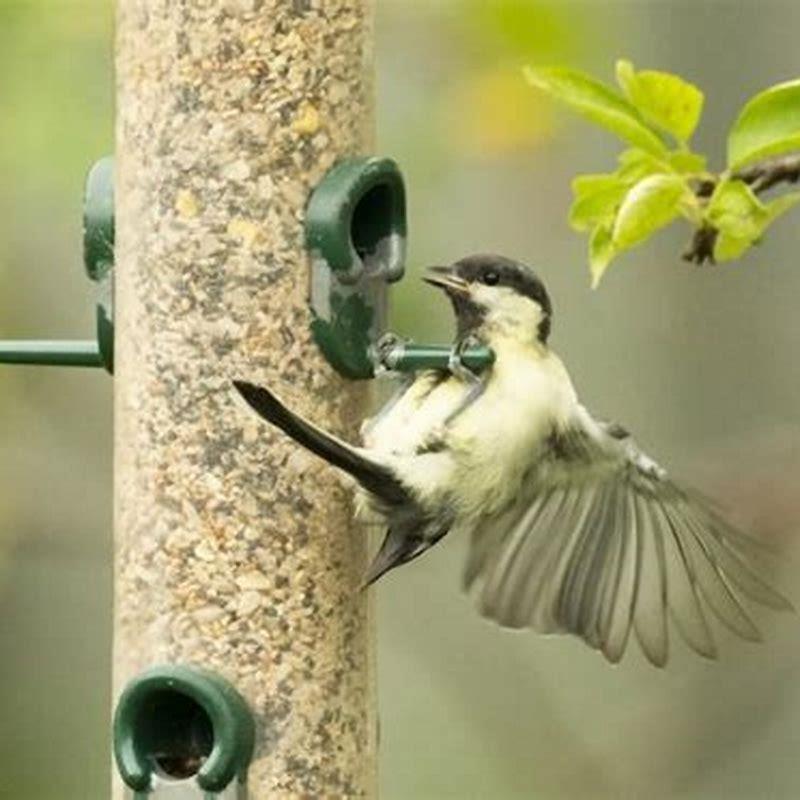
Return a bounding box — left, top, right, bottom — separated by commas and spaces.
364, 371, 467, 455
361, 344, 579, 520
446, 343, 578, 517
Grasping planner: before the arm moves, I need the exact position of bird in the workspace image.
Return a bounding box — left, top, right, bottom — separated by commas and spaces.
233, 253, 791, 666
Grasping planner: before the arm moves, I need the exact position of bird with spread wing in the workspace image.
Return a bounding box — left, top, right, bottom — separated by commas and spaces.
234, 254, 791, 667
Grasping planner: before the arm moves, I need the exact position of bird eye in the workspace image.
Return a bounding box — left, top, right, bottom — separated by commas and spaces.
482, 271, 500, 286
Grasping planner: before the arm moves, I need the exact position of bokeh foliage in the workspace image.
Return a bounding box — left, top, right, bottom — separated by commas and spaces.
0, 0, 112, 190
527, 60, 800, 284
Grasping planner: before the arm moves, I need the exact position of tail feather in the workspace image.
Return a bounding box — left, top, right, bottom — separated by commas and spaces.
233, 381, 409, 506
363, 524, 450, 586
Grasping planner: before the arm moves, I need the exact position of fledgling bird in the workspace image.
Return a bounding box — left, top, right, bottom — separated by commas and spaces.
234, 254, 791, 666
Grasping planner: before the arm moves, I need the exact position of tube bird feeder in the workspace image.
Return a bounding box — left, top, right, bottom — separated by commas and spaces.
114, 2, 378, 796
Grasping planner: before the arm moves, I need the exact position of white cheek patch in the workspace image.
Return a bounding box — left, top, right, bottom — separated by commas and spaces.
472, 285, 544, 338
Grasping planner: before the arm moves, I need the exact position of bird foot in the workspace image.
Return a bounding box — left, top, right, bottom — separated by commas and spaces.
447, 335, 483, 385
371, 332, 407, 375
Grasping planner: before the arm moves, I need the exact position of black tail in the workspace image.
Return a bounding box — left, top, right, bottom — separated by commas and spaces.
233, 381, 409, 506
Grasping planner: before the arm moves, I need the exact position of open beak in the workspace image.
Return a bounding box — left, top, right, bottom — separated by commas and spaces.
423, 266, 470, 296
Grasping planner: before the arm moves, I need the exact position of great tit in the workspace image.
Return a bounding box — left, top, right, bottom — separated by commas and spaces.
234, 253, 790, 666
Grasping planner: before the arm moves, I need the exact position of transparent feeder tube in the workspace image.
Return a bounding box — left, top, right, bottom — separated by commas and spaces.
114, 1, 378, 797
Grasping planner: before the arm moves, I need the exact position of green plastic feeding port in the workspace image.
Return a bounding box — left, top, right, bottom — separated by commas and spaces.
0, 156, 114, 374
83, 155, 115, 283
113, 665, 255, 799
305, 156, 407, 379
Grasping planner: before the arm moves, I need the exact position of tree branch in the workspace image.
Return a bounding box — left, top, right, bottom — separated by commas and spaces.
682, 153, 800, 264
735, 153, 800, 193
683, 225, 718, 265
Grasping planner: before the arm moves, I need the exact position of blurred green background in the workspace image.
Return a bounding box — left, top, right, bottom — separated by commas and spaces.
1, 1, 800, 798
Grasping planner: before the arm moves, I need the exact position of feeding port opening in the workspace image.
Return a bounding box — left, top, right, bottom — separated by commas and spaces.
137, 689, 214, 781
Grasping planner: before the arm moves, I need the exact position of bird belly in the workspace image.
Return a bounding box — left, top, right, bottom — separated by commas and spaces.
446, 348, 577, 519
359, 350, 578, 529
366, 372, 470, 456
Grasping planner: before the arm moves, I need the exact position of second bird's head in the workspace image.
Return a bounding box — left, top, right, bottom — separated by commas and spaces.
424, 254, 552, 344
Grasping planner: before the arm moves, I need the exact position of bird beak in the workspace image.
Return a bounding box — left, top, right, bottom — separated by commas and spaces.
423, 266, 470, 296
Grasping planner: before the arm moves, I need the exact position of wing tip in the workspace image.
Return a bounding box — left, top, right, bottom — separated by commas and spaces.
633, 634, 670, 669
765, 591, 795, 614
694, 644, 719, 661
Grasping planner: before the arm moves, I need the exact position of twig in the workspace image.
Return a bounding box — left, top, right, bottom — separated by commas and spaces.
735, 153, 800, 194
683, 225, 718, 265
682, 153, 800, 264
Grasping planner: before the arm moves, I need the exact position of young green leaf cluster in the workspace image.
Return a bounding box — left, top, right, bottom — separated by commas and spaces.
524, 61, 800, 285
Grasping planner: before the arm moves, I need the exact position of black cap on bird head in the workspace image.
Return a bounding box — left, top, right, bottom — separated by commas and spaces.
424, 254, 553, 343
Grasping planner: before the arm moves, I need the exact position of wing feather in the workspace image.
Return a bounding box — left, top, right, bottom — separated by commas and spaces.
477, 488, 558, 626
632, 494, 669, 666
602, 491, 639, 663
654, 500, 717, 659
562, 483, 619, 645
462, 502, 517, 592
495, 488, 577, 629
528, 486, 602, 633
464, 410, 790, 665
517, 486, 592, 631
476, 491, 552, 605
665, 503, 763, 642
681, 504, 791, 611
595, 484, 630, 648
584, 483, 635, 648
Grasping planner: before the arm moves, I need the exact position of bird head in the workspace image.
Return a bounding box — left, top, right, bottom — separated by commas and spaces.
424, 254, 552, 344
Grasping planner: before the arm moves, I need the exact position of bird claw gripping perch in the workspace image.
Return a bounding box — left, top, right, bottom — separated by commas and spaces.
447, 335, 485, 384
443, 336, 490, 425
364, 332, 490, 434
370, 331, 409, 376
305, 156, 495, 380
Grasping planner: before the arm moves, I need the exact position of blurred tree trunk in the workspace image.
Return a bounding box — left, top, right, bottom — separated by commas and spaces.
114, 1, 377, 796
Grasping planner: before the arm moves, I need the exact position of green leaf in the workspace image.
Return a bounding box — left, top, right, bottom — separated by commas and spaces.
617, 148, 666, 181
728, 79, 800, 169
705, 179, 781, 262
668, 151, 707, 174
589, 224, 616, 287
613, 174, 687, 248
710, 188, 800, 262
616, 59, 704, 143
572, 174, 620, 194
705, 179, 768, 240
616, 148, 707, 179
569, 174, 628, 231
765, 191, 800, 222
713, 232, 756, 262
523, 66, 668, 156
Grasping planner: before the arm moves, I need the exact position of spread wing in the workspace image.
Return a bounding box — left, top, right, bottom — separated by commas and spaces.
463, 407, 791, 666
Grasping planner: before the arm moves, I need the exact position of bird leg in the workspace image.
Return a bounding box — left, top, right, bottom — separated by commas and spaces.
361, 332, 415, 439
443, 335, 488, 425
360, 372, 415, 438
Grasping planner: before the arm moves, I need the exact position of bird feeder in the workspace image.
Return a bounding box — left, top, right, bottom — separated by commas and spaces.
113, 665, 255, 799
